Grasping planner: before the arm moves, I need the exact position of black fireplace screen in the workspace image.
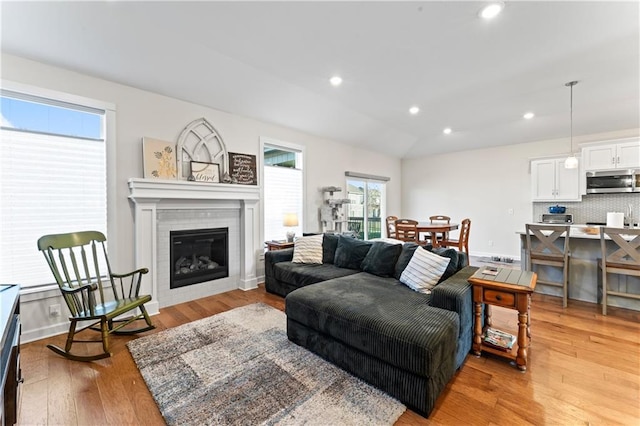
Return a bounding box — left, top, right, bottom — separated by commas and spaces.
170, 228, 229, 289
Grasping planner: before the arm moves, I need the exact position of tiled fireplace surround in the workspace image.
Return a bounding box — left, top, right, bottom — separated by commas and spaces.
128, 178, 260, 314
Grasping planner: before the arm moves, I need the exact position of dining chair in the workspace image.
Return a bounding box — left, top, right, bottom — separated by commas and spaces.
394, 219, 422, 244
524, 224, 571, 308
386, 215, 398, 238
429, 215, 451, 244
440, 218, 471, 255
598, 227, 640, 315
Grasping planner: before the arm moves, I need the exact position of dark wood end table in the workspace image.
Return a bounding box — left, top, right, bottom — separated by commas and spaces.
468, 268, 537, 371
265, 240, 295, 251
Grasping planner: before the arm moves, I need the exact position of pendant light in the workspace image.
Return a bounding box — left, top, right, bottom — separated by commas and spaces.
564, 80, 579, 169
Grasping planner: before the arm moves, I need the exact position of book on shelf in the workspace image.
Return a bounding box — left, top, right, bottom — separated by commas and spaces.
482, 266, 499, 276
483, 328, 516, 351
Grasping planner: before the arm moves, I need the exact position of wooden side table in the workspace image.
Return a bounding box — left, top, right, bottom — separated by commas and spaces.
468, 268, 537, 371
265, 240, 295, 251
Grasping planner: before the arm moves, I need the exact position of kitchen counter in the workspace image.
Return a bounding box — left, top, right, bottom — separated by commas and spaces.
517, 224, 639, 311
516, 224, 639, 240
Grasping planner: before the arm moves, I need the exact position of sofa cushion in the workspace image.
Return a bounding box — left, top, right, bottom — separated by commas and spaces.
399, 248, 451, 293
273, 262, 359, 288
394, 242, 420, 279
333, 235, 373, 270
430, 247, 459, 283
292, 234, 324, 264
361, 241, 403, 277
322, 234, 340, 264
286, 272, 459, 378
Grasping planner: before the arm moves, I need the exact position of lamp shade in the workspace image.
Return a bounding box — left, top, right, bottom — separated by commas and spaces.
283, 213, 299, 227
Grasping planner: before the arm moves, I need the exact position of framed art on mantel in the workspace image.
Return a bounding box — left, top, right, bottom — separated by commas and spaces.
143, 137, 177, 179
229, 152, 257, 185
189, 161, 220, 183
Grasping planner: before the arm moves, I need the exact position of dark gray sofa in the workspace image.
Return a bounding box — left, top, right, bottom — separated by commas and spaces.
264, 235, 477, 417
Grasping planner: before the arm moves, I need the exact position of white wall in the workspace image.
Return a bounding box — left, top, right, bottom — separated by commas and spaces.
1, 53, 402, 341
401, 128, 640, 260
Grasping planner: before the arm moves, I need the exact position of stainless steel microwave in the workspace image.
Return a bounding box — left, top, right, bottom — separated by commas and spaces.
586, 169, 640, 193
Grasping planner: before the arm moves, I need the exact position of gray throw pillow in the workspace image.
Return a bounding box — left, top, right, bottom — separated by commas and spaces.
430, 247, 460, 283
394, 242, 419, 280
361, 241, 403, 277
333, 235, 373, 270
322, 234, 340, 264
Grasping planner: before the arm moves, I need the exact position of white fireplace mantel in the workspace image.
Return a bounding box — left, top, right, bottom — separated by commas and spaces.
128, 178, 261, 314
128, 178, 261, 203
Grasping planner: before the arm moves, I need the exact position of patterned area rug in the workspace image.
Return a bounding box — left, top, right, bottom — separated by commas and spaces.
127, 303, 406, 425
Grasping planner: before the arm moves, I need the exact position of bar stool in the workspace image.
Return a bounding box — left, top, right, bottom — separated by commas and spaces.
525, 224, 571, 308
598, 227, 640, 315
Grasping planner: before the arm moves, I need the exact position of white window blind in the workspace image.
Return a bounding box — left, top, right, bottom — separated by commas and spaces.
0, 95, 106, 288
264, 165, 303, 242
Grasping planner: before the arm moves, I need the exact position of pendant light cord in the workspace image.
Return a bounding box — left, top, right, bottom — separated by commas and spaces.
570, 83, 573, 153
565, 81, 578, 154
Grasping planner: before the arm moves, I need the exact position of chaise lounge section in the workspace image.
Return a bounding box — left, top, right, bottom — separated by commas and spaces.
265, 235, 478, 416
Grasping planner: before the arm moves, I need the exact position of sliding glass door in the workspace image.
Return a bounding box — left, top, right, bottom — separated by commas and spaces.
346, 179, 385, 240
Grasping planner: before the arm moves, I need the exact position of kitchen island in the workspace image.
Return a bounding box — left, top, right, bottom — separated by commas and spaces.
518, 225, 640, 311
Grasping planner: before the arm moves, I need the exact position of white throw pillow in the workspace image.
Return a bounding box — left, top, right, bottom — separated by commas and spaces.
291, 234, 323, 264
399, 247, 451, 293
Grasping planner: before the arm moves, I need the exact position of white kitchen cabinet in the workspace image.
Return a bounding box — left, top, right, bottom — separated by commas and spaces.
583, 139, 640, 171
617, 141, 640, 168
531, 158, 581, 201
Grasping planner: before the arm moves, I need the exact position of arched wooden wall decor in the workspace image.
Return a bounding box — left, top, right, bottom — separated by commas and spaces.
176, 117, 229, 180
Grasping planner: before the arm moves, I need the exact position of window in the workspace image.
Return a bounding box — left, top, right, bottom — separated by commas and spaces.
262, 139, 304, 242
346, 172, 388, 240
0, 86, 109, 288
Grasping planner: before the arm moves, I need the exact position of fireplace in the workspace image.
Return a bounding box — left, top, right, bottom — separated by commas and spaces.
170, 228, 229, 289
128, 178, 260, 312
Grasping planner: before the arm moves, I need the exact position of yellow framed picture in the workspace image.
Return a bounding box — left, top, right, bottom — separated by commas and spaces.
143, 137, 177, 179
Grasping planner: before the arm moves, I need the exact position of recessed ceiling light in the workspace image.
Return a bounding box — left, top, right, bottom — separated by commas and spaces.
479, 2, 504, 19
523, 112, 535, 119
443, 128, 452, 135
329, 76, 343, 86
409, 106, 420, 115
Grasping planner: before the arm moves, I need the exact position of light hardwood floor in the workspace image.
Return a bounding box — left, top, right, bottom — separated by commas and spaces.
17, 284, 640, 425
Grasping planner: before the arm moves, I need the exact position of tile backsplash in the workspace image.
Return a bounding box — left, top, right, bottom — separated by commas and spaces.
533, 193, 640, 224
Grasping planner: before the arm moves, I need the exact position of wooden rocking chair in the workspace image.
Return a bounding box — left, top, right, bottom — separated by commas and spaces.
38, 231, 155, 361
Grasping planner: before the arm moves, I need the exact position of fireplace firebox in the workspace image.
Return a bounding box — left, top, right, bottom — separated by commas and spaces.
170, 228, 228, 289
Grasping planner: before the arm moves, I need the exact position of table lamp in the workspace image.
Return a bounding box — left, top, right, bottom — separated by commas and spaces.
283, 213, 299, 242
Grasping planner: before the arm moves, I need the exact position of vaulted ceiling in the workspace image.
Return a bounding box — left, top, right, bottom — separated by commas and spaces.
2, 1, 638, 158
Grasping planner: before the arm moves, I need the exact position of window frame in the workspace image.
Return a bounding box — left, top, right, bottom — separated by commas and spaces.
259, 136, 306, 244
1, 79, 116, 292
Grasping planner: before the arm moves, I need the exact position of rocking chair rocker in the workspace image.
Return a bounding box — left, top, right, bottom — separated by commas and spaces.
38, 231, 155, 361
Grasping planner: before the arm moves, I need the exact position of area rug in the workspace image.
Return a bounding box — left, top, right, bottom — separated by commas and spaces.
127, 303, 406, 425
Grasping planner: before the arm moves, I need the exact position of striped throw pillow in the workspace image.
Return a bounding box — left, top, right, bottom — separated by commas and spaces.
399, 247, 451, 293
292, 234, 324, 264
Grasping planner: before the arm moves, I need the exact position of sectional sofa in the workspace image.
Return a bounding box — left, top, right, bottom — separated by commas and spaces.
265, 234, 478, 416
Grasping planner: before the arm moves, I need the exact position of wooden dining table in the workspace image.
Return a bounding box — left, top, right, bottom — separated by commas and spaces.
417, 222, 459, 247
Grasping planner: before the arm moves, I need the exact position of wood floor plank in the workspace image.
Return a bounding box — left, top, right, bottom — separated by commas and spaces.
17, 285, 640, 425
46, 356, 77, 425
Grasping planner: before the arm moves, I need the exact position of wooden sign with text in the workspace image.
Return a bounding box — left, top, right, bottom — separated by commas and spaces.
229, 152, 257, 185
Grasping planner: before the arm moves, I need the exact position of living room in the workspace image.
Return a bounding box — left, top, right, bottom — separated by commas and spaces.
1, 1, 639, 425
